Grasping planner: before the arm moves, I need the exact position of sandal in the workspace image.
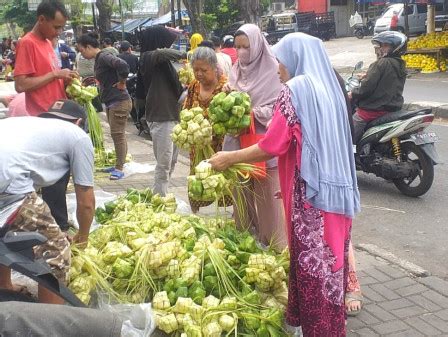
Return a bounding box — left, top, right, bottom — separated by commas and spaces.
102, 167, 116, 173
110, 169, 125, 180
345, 291, 363, 317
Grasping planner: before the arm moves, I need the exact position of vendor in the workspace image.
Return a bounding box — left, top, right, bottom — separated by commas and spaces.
0, 99, 95, 304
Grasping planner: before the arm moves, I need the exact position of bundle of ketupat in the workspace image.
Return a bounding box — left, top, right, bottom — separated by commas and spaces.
66, 78, 104, 151
208, 91, 252, 136
178, 63, 195, 86
68, 188, 290, 336
94, 149, 132, 169
171, 107, 215, 163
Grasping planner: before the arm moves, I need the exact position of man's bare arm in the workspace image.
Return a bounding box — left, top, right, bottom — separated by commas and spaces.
74, 184, 95, 243
15, 69, 76, 93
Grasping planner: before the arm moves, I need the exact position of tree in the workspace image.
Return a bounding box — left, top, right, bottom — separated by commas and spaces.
96, 0, 114, 33
238, 0, 260, 24
183, 0, 206, 35
0, 0, 36, 34
202, 0, 239, 32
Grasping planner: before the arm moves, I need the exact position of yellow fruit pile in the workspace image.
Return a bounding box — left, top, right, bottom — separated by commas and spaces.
402, 54, 447, 73
408, 32, 448, 50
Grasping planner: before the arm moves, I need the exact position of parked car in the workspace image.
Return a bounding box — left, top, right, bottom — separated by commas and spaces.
374, 3, 446, 35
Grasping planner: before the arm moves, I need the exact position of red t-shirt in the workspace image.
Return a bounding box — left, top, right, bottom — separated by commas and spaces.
14, 32, 66, 116
221, 48, 238, 65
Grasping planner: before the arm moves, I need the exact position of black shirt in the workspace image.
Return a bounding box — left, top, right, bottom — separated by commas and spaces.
118, 52, 139, 74
94, 51, 130, 106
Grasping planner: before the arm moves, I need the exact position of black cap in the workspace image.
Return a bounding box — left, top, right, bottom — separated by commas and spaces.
120, 40, 131, 51
45, 99, 87, 121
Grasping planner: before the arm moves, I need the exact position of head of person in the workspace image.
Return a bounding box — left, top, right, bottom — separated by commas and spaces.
234, 24, 268, 66
102, 38, 113, 48
140, 26, 177, 53
189, 33, 204, 51
198, 40, 214, 50
40, 100, 88, 132
10, 40, 18, 51
190, 46, 220, 86
211, 36, 221, 51
77, 32, 101, 60
222, 35, 234, 48
35, 0, 68, 40
119, 40, 132, 53
372, 31, 407, 59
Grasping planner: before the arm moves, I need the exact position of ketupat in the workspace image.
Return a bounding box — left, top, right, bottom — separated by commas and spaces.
208, 91, 252, 136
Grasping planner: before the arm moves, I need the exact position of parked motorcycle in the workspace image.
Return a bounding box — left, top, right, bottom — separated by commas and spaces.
354, 20, 375, 39
346, 63, 440, 197
127, 73, 150, 137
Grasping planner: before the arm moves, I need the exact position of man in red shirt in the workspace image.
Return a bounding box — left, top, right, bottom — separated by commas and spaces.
14, 0, 77, 117
221, 35, 238, 65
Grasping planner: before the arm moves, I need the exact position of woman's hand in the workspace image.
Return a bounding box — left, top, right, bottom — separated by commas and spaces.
222, 82, 233, 93
114, 81, 127, 91
209, 151, 234, 171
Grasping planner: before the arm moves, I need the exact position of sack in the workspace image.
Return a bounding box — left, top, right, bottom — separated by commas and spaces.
239, 113, 267, 179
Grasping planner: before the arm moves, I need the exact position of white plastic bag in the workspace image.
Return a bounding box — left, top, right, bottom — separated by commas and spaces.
349, 11, 363, 27
100, 303, 156, 337
123, 162, 155, 178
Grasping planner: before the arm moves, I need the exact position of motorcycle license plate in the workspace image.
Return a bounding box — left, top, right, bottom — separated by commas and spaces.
410, 132, 439, 145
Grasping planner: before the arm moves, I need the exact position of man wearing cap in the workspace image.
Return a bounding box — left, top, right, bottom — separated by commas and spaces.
118, 40, 139, 74
0, 99, 95, 305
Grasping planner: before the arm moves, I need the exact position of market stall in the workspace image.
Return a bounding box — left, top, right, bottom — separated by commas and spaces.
402, 32, 448, 72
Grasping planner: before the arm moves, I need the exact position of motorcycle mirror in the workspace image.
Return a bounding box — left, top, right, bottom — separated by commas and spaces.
354, 61, 364, 71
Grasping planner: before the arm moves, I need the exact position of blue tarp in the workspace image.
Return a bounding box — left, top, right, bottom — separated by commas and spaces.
141, 10, 189, 28
108, 18, 152, 33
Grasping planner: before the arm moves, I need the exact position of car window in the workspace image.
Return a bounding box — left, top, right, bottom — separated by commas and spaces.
402, 5, 414, 16
383, 6, 402, 18
417, 4, 427, 14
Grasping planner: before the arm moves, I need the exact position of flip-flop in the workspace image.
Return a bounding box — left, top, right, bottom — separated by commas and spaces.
345, 291, 363, 317
102, 167, 116, 173
110, 169, 125, 180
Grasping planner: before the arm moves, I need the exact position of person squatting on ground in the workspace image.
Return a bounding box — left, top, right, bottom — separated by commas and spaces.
0, 100, 95, 304
77, 32, 132, 180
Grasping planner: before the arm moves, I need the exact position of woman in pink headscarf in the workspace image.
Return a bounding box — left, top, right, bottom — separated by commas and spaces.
223, 24, 286, 250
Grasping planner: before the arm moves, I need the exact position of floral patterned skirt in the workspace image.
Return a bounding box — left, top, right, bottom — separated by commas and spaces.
286, 172, 350, 337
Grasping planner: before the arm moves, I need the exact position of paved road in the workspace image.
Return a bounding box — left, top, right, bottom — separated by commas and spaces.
405, 75, 448, 104
353, 123, 448, 280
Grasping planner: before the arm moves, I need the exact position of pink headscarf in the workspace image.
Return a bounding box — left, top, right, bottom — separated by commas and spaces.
229, 24, 282, 109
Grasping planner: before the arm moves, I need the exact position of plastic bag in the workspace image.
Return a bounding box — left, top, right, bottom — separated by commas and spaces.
67, 190, 116, 231
101, 303, 156, 337
123, 162, 155, 178
349, 11, 363, 27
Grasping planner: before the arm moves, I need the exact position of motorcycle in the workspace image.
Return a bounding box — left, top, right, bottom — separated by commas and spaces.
353, 20, 375, 39
347, 62, 440, 197
127, 73, 150, 137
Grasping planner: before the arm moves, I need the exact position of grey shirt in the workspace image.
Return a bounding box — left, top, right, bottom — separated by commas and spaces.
0, 117, 94, 195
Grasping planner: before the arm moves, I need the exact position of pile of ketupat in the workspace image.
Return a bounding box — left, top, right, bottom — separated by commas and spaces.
69, 188, 290, 336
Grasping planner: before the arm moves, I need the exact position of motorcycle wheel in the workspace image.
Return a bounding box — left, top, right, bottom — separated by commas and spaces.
393, 142, 434, 197
355, 30, 365, 39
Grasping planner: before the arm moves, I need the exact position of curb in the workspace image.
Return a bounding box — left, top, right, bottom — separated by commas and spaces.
404, 101, 448, 119
356, 243, 430, 277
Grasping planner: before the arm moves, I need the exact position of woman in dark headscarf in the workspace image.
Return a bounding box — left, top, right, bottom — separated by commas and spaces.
138, 26, 186, 196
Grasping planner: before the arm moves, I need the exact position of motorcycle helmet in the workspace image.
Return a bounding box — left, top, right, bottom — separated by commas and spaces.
372, 31, 407, 56
222, 35, 234, 48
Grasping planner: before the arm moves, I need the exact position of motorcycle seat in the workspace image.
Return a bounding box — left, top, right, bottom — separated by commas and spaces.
366, 108, 432, 129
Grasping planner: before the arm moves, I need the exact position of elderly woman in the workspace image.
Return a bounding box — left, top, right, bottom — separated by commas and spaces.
223, 24, 286, 250
184, 46, 230, 213
210, 33, 360, 336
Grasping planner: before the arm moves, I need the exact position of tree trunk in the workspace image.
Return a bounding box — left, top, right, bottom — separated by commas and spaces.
96, 0, 114, 34
182, 0, 206, 36
239, 0, 260, 24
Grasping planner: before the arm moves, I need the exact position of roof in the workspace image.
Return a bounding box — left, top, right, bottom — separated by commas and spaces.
141, 10, 189, 28
108, 17, 152, 33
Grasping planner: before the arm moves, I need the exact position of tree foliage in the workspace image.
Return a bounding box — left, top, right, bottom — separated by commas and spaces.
201, 0, 239, 32
0, 0, 36, 33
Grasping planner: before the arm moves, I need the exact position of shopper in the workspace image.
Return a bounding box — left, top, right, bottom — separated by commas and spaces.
221, 35, 238, 64
102, 37, 119, 56
223, 24, 286, 250
211, 36, 232, 77
52, 37, 76, 69
118, 40, 139, 74
77, 32, 132, 180
187, 33, 203, 61
209, 33, 360, 336
139, 26, 186, 196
